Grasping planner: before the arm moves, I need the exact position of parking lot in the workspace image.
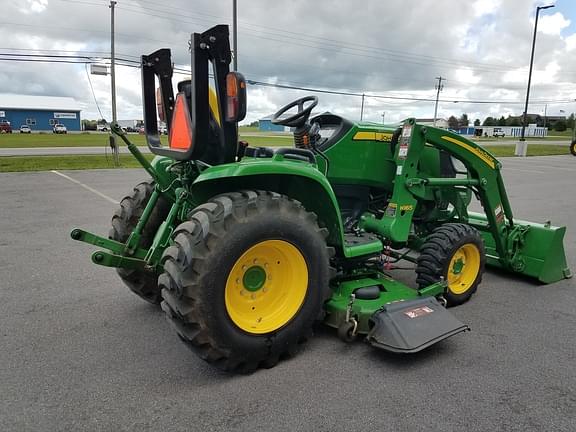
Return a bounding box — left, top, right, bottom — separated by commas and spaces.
1, 155, 575, 431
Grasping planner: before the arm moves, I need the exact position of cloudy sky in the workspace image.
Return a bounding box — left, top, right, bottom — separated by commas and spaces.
2, 0, 576, 124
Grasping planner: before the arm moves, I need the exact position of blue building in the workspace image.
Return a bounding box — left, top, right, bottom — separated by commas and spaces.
258, 115, 286, 132
0, 94, 81, 132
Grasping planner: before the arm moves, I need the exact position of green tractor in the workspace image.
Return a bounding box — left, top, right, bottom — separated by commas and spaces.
72, 25, 571, 372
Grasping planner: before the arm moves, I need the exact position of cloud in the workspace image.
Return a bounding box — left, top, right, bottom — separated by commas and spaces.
1, 0, 575, 124
538, 12, 570, 36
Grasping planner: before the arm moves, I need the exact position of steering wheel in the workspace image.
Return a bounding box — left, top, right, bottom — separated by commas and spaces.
271, 96, 318, 128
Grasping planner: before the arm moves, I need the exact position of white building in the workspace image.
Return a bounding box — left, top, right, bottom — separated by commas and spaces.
415, 118, 449, 128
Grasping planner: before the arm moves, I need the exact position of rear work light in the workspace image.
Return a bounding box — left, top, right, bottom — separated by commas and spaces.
169, 93, 193, 150
225, 72, 247, 122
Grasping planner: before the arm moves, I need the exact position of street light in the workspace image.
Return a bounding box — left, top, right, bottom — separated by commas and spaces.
516, 4, 555, 157
232, 0, 238, 71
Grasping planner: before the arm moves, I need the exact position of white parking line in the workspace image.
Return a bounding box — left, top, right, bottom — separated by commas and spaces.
503, 167, 546, 174
51, 170, 119, 205
503, 163, 575, 172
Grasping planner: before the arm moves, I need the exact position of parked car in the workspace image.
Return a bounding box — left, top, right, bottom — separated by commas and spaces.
0, 121, 12, 133
97, 124, 109, 132
493, 129, 505, 138
19, 125, 32, 134
53, 124, 68, 134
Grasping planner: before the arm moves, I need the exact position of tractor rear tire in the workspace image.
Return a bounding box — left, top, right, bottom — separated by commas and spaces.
570, 140, 576, 156
109, 180, 170, 304
416, 223, 485, 306
159, 190, 333, 373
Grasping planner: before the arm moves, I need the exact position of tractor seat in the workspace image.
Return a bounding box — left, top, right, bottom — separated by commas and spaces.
244, 146, 316, 164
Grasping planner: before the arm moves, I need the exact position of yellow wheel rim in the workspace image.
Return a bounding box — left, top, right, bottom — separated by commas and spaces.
225, 240, 308, 334
447, 244, 481, 295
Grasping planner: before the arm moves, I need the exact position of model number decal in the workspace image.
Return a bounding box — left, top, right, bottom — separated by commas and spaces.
404, 306, 434, 318
385, 203, 397, 217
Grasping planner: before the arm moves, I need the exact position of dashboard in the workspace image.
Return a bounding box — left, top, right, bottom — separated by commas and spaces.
310, 113, 354, 150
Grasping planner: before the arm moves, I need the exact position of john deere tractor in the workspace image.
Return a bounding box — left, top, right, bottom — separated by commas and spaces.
72, 25, 571, 372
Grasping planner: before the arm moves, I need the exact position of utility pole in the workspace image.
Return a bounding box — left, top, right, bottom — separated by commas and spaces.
433, 76, 445, 126
544, 103, 547, 130
232, 0, 238, 71
360, 93, 365, 121
109, 0, 119, 165
381, 112, 386, 124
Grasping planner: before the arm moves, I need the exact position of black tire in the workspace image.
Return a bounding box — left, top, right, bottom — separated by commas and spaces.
337, 321, 357, 343
159, 190, 333, 373
416, 223, 485, 306
109, 180, 171, 304
570, 140, 576, 156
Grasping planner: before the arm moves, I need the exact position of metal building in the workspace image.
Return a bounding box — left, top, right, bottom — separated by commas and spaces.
258, 115, 287, 132
0, 94, 82, 132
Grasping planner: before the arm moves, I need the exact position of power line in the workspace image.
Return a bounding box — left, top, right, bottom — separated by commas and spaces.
1, 53, 574, 106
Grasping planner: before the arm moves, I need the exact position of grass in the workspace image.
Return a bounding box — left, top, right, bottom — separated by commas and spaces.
0, 154, 154, 172
0, 132, 291, 148
1, 144, 569, 173
239, 135, 292, 147
0, 133, 147, 148
484, 144, 569, 157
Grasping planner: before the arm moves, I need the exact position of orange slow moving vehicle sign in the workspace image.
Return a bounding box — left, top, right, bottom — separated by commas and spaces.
169, 93, 193, 150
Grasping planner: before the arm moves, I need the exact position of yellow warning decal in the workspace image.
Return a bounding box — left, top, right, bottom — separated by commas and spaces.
441, 136, 496, 169
353, 131, 393, 142
208, 87, 221, 126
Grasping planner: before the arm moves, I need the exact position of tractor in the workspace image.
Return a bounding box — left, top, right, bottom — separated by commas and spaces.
72, 25, 571, 373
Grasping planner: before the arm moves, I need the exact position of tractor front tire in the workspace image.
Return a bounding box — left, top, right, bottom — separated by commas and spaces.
570, 140, 576, 156
109, 180, 170, 304
159, 190, 332, 373
416, 223, 485, 306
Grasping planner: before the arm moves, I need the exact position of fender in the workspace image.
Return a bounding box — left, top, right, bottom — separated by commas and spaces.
190, 155, 346, 250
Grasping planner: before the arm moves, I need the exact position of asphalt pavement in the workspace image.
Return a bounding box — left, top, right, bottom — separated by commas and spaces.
0, 156, 575, 431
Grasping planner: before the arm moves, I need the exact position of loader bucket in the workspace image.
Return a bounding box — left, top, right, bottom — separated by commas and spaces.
468, 212, 572, 284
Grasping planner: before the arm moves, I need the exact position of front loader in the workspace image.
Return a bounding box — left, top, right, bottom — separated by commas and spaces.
72, 25, 571, 372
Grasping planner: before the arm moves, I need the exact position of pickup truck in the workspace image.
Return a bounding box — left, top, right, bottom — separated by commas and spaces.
493, 129, 505, 138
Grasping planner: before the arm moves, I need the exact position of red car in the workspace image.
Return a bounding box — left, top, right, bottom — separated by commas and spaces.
0, 121, 12, 133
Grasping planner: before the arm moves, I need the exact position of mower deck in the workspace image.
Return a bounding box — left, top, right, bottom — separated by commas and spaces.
324, 270, 468, 353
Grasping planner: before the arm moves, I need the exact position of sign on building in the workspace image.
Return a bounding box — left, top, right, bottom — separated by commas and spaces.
0, 111, 5, 117
54, 112, 77, 119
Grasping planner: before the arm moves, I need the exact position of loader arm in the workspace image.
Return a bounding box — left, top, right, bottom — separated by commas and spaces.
361, 119, 571, 283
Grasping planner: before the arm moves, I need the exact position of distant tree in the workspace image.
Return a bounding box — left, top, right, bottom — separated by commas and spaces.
554, 119, 567, 132
505, 115, 521, 127
482, 116, 496, 126
82, 119, 97, 131
447, 115, 459, 130
497, 116, 506, 126
474, 118, 481, 126
458, 113, 469, 128
533, 115, 543, 127
567, 113, 575, 131
248, 120, 259, 127
97, 118, 108, 125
